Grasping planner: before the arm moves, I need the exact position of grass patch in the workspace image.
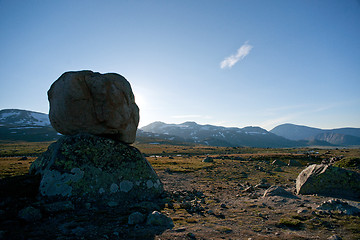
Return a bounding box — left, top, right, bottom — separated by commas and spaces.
333, 157, 360, 170
278, 217, 303, 229
0, 157, 36, 178
0, 142, 52, 157
148, 156, 212, 172
215, 226, 233, 233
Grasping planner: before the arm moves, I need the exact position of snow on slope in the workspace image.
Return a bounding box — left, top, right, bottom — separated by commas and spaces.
0, 109, 51, 127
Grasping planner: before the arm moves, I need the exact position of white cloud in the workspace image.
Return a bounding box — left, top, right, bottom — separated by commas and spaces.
220, 42, 253, 69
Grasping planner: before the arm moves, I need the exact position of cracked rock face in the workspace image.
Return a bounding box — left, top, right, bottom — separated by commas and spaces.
48, 70, 139, 144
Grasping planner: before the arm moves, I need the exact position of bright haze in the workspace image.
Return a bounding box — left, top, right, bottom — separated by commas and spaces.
0, 0, 359, 130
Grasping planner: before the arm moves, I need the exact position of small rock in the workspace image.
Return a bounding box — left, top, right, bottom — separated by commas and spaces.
187, 232, 196, 239
243, 186, 254, 193
167, 202, 174, 209
207, 210, 214, 215
297, 208, 308, 214
220, 203, 227, 208
263, 186, 298, 199
328, 235, 342, 240
288, 159, 302, 166
18, 206, 42, 222
202, 156, 214, 163
272, 159, 287, 166
180, 201, 192, 210
255, 183, 271, 189
174, 227, 186, 232
128, 212, 145, 225
316, 199, 360, 215
146, 211, 174, 228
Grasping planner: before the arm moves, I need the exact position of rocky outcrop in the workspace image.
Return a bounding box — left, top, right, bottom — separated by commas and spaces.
296, 164, 360, 200
30, 134, 163, 204
48, 70, 139, 144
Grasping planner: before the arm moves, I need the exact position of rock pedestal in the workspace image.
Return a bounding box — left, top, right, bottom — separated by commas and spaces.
30, 134, 163, 204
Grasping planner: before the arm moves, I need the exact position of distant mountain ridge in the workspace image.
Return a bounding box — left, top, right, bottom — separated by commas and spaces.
0, 109, 59, 142
1, 109, 359, 147
0, 109, 51, 127
270, 123, 360, 146
140, 121, 301, 148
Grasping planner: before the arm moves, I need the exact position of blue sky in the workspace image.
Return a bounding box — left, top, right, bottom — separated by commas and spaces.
0, 0, 359, 130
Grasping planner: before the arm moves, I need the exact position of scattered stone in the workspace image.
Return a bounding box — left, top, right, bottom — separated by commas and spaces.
263, 186, 298, 199
273, 167, 283, 172
180, 201, 192, 210
243, 186, 254, 193
327, 234, 342, 240
272, 159, 287, 166
296, 164, 360, 200
316, 199, 360, 215
29, 134, 163, 204
48, 70, 139, 144
296, 208, 308, 214
255, 183, 271, 189
288, 159, 302, 166
187, 232, 196, 239
18, 206, 42, 222
202, 156, 214, 163
220, 203, 227, 208
128, 211, 146, 225
174, 227, 186, 232
19, 156, 28, 161
146, 211, 174, 228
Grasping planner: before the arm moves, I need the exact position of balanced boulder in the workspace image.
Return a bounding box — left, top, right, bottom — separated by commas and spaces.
48, 70, 139, 144
296, 164, 360, 200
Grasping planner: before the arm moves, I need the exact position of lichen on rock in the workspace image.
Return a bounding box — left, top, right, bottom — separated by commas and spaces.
29, 133, 164, 204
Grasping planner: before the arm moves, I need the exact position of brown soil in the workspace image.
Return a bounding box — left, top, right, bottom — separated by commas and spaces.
0, 148, 359, 240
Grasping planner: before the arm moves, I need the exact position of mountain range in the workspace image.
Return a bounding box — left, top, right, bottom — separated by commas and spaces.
270, 123, 360, 146
0, 109, 59, 142
1, 109, 360, 147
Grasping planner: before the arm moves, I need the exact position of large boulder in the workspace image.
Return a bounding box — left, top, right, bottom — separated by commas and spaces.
29, 134, 163, 204
48, 70, 139, 144
296, 164, 360, 200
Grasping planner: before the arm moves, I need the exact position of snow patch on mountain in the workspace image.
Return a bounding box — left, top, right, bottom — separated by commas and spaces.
0, 109, 51, 127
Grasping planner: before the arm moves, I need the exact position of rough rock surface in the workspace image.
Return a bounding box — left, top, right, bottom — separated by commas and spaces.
296, 164, 360, 200
48, 70, 139, 144
29, 134, 163, 204
316, 199, 360, 216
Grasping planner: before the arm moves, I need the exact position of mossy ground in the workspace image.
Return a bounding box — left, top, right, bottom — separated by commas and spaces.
0, 142, 359, 239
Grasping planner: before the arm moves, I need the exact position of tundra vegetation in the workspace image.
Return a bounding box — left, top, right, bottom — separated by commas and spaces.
0, 141, 359, 239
